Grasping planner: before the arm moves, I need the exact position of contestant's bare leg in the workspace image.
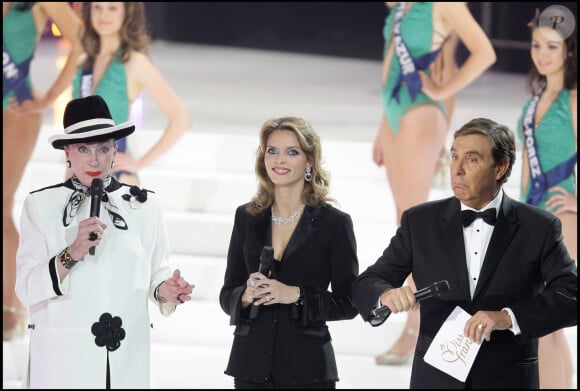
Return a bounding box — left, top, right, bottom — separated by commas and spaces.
3, 109, 42, 339
539, 329, 574, 389
539, 211, 576, 389
376, 105, 447, 363
432, 32, 457, 184
559, 213, 577, 262
391, 104, 447, 229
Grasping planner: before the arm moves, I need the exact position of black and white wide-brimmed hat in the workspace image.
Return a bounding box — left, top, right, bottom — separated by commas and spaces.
49, 95, 135, 149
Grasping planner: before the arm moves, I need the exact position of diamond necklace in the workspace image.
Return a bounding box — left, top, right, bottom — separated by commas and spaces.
271, 204, 305, 225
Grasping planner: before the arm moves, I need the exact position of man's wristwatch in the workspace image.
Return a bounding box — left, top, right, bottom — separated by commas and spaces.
59, 247, 79, 270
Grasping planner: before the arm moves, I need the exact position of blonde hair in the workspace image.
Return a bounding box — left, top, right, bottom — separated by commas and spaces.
247, 116, 335, 215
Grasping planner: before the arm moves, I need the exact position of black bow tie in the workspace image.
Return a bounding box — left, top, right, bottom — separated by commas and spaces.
462, 208, 497, 227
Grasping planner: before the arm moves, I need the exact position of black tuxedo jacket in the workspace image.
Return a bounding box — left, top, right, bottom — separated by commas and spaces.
352, 193, 577, 389
220, 203, 359, 385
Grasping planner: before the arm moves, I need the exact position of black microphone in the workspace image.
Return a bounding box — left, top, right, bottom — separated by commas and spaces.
249, 246, 274, 319
88, 178, 104, 256
370, 280, 450, 323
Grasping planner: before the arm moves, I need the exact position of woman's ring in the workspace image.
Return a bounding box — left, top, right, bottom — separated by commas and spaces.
177, 293, 185, 304
266, 295, 270, 302
477, 324, 483, 330
249, 280, 256, 288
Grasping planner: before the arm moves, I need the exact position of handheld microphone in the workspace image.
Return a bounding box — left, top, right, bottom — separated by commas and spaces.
89, 178, 104, 256
249, 246, 274, 319
371, 280, 450, 321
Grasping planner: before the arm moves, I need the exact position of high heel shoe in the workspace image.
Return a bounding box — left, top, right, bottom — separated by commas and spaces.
3, 304, 28, 341
375, 327, 418, 366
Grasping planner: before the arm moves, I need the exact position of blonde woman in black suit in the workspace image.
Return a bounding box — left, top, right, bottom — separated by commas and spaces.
219, 117, 359, 389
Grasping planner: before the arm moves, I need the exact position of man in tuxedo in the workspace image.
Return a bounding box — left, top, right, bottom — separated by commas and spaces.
352, 117, 577, 388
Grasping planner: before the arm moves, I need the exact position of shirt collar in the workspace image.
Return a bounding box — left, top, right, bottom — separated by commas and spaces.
460, 188, 503, 218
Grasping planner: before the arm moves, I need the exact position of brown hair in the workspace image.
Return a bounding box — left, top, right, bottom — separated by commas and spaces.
80, 2, 150, 70
527, 8, 577, 94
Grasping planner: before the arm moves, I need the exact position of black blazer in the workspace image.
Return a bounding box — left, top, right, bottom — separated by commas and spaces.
352, 194, 577, 389
219, 203, 359, 385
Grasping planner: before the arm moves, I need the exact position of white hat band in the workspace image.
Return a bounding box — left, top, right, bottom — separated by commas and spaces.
65, 118, 115, 134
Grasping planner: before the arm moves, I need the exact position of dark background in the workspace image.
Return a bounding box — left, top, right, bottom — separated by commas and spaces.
144, 2, 577, 74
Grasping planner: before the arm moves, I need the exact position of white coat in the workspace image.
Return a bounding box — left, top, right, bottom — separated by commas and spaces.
15, 178, 176, 389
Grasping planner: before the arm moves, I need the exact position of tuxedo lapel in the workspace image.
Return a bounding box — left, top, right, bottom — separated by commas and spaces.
281, 205, 321, 262
473, 195, 519, 300
442, 199, 472, 301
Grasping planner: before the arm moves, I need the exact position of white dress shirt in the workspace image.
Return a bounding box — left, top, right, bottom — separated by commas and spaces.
461, 190, 503, 298
460, 188, 520, 334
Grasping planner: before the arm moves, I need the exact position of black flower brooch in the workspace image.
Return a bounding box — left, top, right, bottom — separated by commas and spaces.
92, 312, 126, 352
92, 313, 126, 387
122, 186, 148, 209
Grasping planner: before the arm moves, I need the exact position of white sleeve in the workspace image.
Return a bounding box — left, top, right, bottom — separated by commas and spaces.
16, 194, 67, 306
147, 194, 175, 316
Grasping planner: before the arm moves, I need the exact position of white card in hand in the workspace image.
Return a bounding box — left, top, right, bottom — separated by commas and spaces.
423, 306, 483, 382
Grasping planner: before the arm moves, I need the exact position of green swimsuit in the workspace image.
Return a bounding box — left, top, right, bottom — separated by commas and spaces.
516, 89, 576, 211
3, 2, 37, 110
72, 58, 130, 128
72, 57, 130, 152
381, 2, 447, 133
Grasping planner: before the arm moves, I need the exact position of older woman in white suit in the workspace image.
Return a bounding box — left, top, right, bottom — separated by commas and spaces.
15, 95, 194, 388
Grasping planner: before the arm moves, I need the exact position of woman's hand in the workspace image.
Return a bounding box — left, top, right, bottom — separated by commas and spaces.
545, 186, 577, 215
419, 71, 445, 100
372, 130, 385, 167
112, 151, 140, 174
67, 216, 107, 260
243, 272, 267, 307
245, 273, 300, 306
158, 269, 195, 305
5, 94, 48, 115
